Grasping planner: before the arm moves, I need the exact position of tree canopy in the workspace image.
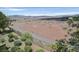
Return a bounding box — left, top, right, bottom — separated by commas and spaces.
0, 11, 10, 32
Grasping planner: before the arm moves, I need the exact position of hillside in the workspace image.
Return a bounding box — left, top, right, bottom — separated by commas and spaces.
9, 14, 79, 21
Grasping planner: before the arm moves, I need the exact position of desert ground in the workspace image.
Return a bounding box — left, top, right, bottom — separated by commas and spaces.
12, 20, 68, 40
11, 20, 69, 51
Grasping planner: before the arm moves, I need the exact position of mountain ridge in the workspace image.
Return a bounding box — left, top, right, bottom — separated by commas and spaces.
8, 14, 79, 21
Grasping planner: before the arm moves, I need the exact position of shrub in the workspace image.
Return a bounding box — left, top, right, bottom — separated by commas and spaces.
21, 33, 32, 41
14, 40, 22, 46
11, 46, 23, 52
8, 32, 19, 39
25, 40, 32, 46
24, 46, 32, 52
0, 44, 9, 52
21, 37, 26, 41
8, 38, 14, 42
0, 38, 5, 43
68, 28, 72, 32
70, 30, 79, 38
8, 33, 14, 38
0, 12, 11, 32
36, 48, 44, 52
11, 32, 19, 39
10, 46, 17, 52
51, 40, 68, 52
67, 19, 73, 26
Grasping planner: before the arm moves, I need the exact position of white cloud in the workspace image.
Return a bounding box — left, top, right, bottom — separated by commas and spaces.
0, 8, 24, 11
7, 8, 24, 11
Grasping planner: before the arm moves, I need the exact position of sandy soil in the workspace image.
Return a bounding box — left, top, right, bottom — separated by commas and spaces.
12, 20, 68, 40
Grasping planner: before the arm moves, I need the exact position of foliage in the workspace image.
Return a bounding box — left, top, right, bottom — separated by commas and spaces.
24, 46, 32, 52
0, 32, 33, 52
70, 30, 79, 38
10, 46, 23, 52
0, 12, 33, 52
36, 48, 44, 52
0, 11, 11, 32
8, 38, 14, 42
14, 40, 22, 46
51, 40, 68, 52
25, 40, 32, 46
72, 16, 79, 21
0, 44, 9, 52
67, 19, 73, 26
0, 38, 5, 43
8, 32, 19, 39
51, 16, 79, 52
21, 32, 32, 41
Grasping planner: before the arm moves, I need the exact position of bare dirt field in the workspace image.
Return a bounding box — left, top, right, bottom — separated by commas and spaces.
12, 20, 68, 40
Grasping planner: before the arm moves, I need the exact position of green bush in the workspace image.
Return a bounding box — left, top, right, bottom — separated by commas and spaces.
0, 44, 9, 52
0, 12, 11, 32
11, 46, 23, 52
21, 33, 32, 41
10, 46, 17, 52
25, 40, 32, 46
0, 38, 5, 43
8, 33, 14, 38
51, 40, 68, 52
36, 48, 44, 52
14, 40, 22, 46
24, 46, 32, 52
8, 32, 19, 39
8, 38, 14, 42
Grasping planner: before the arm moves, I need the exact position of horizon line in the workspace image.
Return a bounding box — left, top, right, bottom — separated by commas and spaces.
8, 12, 79, 16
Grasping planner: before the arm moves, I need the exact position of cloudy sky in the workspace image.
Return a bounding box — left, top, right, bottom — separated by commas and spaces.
0, 7, 79, 16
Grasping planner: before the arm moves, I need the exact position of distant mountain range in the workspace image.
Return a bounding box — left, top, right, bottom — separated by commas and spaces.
8, 14, 79, 21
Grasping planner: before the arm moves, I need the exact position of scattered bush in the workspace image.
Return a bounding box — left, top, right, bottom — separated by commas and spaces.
11, 47, 16, 52
25, 40, 32, 46
0, 12, 11, 33
10, 46, 23, 52
8, 33, 14, 38
0, 44, 9, 52
36, 48, 44, 52
8, 32, 19, 39
51, 40, 68, 52
68, 28, 72, 32
14, 40, 22, 46
0, 12, 34, 52
0, 38, 5, 43
21, 33, 32, 41
8, 38, 14, 42
24, 46, 32, 52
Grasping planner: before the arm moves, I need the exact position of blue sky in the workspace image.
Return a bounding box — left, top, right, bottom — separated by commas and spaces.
1, 7, 79, 16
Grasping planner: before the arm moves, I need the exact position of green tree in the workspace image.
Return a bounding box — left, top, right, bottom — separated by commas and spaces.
0, 12, 11, 32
